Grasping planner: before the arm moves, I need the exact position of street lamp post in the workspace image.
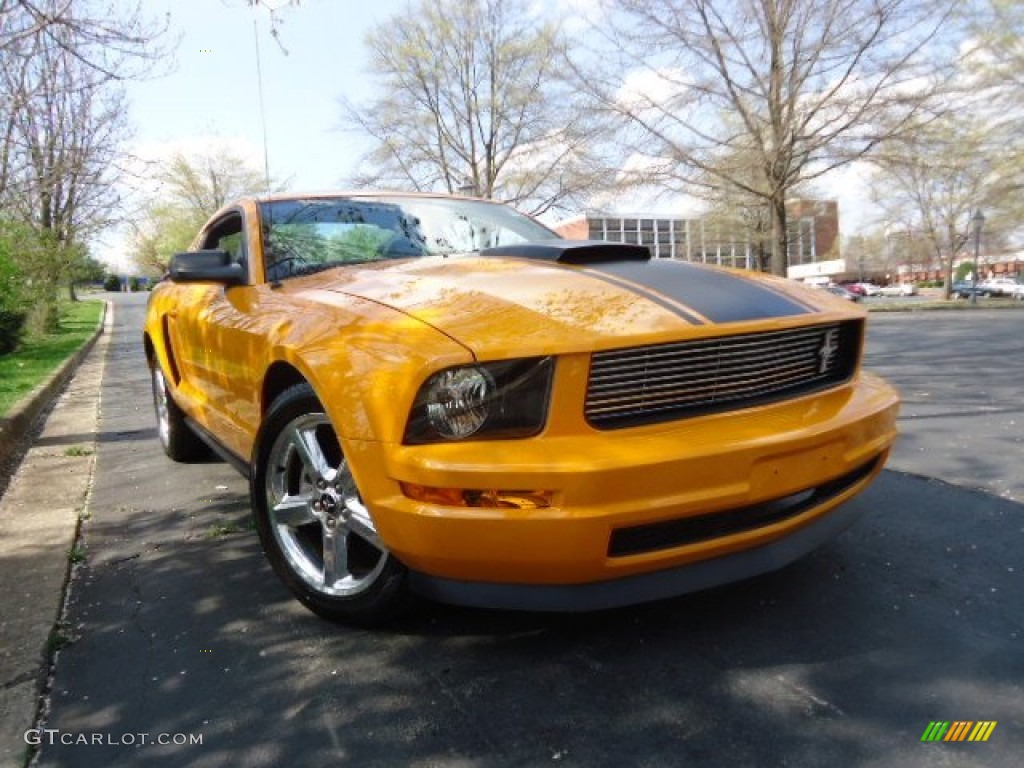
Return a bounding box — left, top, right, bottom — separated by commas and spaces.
970, 209, 985, 306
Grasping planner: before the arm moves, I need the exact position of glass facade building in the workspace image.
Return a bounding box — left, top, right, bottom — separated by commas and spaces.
555, 200, 840, 277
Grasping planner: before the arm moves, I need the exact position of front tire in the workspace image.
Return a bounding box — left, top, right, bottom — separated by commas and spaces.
251, 384, 410, 624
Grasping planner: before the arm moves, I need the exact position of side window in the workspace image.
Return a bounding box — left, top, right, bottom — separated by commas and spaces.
201, 213, 247, 275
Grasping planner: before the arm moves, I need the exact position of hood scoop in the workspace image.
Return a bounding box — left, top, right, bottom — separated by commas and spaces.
481, 239, 651, 264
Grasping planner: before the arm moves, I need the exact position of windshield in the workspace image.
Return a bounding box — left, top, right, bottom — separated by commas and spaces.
259, 195, 558, 282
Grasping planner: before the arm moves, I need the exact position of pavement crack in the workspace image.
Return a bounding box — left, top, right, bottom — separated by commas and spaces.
2, 670, 40, 690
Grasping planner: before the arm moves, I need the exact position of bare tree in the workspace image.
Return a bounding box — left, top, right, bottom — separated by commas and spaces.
1, 0, 170, 201
2, 20, 131, 323
696, 138, 818, 272
582, 0, 959, 275
0, 0, 168, 78
0, 0, 170, 322
960, 1, 1024, 225
964, 0, 1024, 91
340, 0, 613, 217
842, 230, 890, 281
243, 0, 301, 54
869, 114, 1000, 297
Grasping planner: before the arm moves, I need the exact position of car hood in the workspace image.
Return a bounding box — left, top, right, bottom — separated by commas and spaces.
301, 255, 852, 356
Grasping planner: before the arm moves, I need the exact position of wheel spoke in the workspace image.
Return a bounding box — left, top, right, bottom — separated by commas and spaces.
272, 495, 316, 528
344, 505, 384, 550
322, 527, 349, 587
334, 460, 357, 496
288, 423, 332, 483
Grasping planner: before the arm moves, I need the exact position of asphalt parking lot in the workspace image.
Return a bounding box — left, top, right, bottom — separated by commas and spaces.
22, 295, 1024, 766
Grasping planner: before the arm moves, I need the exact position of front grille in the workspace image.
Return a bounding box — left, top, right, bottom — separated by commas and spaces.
585, 320, 862, 429
607, 455, 881, 557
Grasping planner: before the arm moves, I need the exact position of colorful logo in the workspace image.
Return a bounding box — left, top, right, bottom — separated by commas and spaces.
921, 721, 997, 742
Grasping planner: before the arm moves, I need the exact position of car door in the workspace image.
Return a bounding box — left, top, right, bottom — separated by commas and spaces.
170, 210, 266, 461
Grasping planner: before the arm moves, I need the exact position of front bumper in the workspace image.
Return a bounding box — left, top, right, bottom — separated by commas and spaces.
347, 372, 898, 601
407, 486, 872, 611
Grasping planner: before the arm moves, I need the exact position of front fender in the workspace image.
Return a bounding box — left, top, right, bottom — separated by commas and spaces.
265, 294, 472, 443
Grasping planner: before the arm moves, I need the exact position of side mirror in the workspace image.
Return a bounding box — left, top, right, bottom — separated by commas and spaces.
168, 250, 246, 285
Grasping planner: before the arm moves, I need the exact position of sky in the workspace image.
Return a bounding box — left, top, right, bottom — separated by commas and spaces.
102, 0, 876, 270
119, 0, 405, 191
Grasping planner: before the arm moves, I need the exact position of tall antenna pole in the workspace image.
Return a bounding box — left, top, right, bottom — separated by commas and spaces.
254, 18, 271, 191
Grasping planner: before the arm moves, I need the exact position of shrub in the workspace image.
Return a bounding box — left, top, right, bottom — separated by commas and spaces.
103, 274, 122, 292
0, 309, 27, 355
0, 229, 27, 311
955, 262, 975, 282
0, 225, 29, 355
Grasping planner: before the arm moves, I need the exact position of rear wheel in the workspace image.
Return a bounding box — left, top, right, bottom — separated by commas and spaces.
251, 384, 410, 624
150, 364, 209, 461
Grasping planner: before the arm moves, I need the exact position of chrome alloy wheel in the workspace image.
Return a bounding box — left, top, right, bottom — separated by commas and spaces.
153, 367, 171, 448
264, 413, 387, 598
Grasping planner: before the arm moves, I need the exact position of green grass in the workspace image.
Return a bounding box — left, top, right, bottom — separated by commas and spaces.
205, 518, 256, 539
46, 626, 74, 654
0, 300, 103, 417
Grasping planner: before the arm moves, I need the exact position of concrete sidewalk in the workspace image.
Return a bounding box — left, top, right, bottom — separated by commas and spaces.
0, 304, 111, 768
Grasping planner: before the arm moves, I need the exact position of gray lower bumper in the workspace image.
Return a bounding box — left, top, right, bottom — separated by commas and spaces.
407, 497, 867, 612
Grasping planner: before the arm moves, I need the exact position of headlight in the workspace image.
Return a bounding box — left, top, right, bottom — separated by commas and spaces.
404, 357, 554, 444
426, 366, 494, 439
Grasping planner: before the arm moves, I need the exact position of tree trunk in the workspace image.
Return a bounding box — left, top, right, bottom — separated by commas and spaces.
27, 294, 60, 335
770, 196, 788, 277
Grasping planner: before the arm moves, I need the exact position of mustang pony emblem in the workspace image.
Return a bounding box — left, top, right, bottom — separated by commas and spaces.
819, 328, 840, 374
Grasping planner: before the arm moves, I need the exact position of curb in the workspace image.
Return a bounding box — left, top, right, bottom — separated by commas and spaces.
0, 301, 109, 472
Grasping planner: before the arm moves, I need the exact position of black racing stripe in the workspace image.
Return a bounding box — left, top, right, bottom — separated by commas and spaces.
576, 265, 707, 325
589, 259, 812, 323
760, 280, 820, 312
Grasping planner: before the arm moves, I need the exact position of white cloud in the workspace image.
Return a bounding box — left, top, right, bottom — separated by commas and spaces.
816, 161, 881, 236
615, 66, 689, 113
123, 134, 266, 199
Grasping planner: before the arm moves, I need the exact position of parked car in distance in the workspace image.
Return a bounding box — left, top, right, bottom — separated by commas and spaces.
826, 284, 861, 301
857, 282, 883, 296
1011, 283, 1024, 301
978, 277, 1022, 297
879, 282, 917, 297
143, 191, 900, 624
951, 281, 987, 299
838, 282, 866, 296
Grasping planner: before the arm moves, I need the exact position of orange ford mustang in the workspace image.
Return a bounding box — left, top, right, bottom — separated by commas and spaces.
143, 192, 899, 623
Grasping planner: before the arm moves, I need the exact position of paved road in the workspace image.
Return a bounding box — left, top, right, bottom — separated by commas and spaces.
34, 295, 1024, 766
863, 309, 1024, 502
